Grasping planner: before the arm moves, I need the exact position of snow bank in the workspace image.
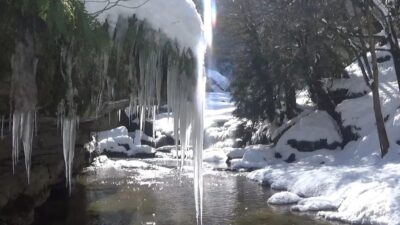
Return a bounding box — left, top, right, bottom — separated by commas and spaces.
247, 149, 400, 225
85, 0, 203, 51
335, 50, 400, 163
238, 49, 400, 225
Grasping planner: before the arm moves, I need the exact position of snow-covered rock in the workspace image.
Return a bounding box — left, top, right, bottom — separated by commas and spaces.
291, 197, 339, 212
96, 126, 128, 141
94, 126, 156, 157
231, 145, 272, 170
227, 148, 247, 159
203, 150, 227, 163
267, 192, 302, 205
275, 110, 342, 153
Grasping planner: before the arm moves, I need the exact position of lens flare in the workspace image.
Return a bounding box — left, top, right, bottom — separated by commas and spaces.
203, 0, 215, 47
211, 0, 217, 27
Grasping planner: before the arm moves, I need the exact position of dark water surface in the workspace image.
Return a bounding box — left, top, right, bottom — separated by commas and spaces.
33, 159, 336, 225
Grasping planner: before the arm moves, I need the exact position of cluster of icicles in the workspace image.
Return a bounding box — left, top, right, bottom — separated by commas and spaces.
8, 14, 205, 225
9, 32, 39, 185
57, 101, 79, 195
10, 110, 37, 184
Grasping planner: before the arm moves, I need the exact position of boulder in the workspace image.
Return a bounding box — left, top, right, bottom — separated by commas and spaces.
155, 135, 175, 148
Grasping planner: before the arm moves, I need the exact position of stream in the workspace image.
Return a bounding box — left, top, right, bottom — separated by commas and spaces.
32, 158, 338, 225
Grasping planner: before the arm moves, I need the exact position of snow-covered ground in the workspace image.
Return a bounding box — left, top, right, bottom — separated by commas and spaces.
231, 50, 400, 225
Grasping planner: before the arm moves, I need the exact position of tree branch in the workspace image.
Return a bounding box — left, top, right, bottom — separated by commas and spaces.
88, 0, 151, 17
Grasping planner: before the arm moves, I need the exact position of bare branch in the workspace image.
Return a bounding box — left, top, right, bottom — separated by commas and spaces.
88, 0, 151, 17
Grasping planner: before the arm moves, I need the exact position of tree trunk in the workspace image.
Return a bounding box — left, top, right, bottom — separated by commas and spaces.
355, 53, 372, 88
266, 81, 276, 121
370, 57, 390, 157
368, 7, 390, 157
284, 82, 297, 120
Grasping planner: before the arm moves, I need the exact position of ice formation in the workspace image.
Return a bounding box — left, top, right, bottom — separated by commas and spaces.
10, 31, 38, 183
12, 111, 35, 183
62, 115, 77, 195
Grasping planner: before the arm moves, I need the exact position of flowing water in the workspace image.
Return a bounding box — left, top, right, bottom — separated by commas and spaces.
33, 158, 337, 225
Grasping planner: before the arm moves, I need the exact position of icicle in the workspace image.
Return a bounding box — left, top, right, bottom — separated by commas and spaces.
9, 109, 12, 132
57, 113, 60, 130
118, 109, 121, 123
57, 101, 65, 133
21, 111, 34, 184
62, 115, 77, 195
34, 110, 37, 137
12, 112, 21, 174
1, 115, 4, 139
128, 100, 132, 126
191, 1, 211, 223
140, 106, 145, 132
76, 116, 80, 131
152, 106, 156, 138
